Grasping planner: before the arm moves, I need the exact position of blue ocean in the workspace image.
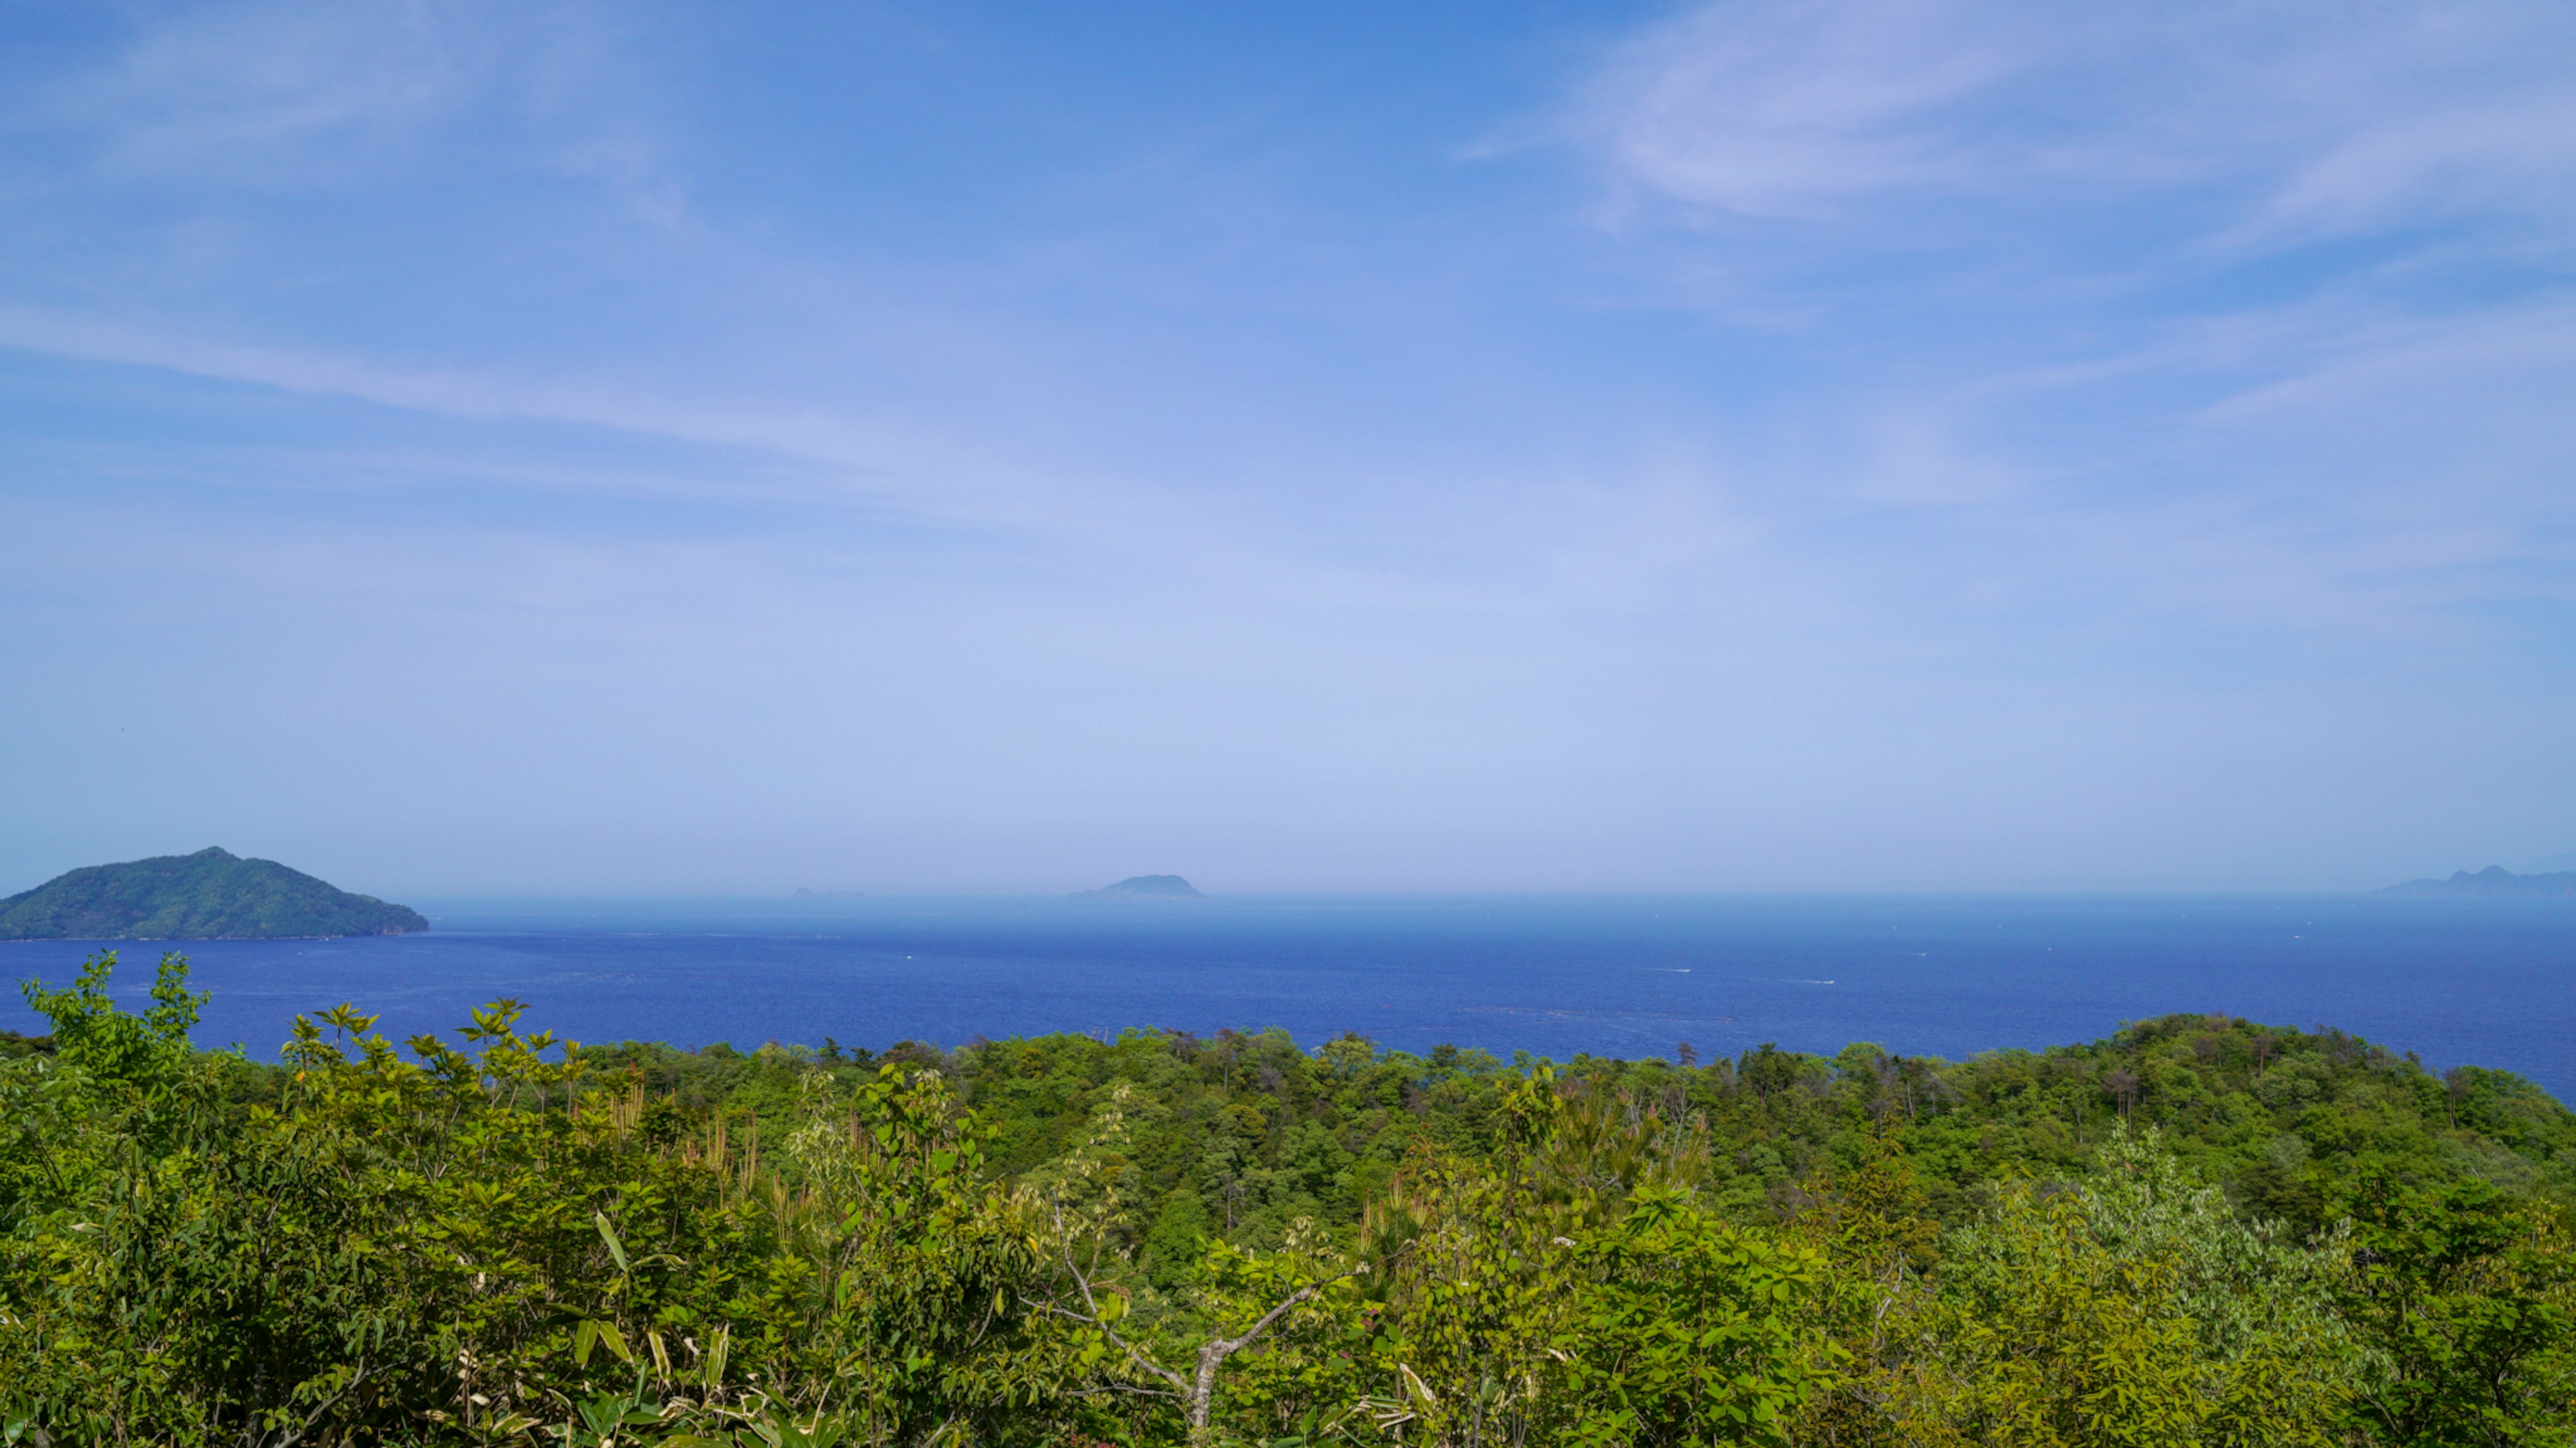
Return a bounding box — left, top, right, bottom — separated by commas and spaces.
3, 894, 2570, 1102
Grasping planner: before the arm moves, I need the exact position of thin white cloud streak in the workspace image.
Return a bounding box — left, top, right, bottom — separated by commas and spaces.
1563, 0, 2576, 641
13, 0, 693, 248
0, 309, 1761, 650
5, 0, 2555, 670
9, 477, 2563, 892
66, 0, 466, 168
2229, 7, 2576, 245
2193, 298, 2576, 430
1582, 0, 2041, 219
9, 283, 2557, 670
1583, 0, 2576, 242
0, 0, 2569, 890
0, 305, 1087, 519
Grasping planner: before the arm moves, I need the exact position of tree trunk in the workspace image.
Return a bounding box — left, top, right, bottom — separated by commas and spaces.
1187, 1341, 1224, 1446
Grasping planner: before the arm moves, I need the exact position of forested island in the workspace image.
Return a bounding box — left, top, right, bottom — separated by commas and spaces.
1074, 874, 1205, 899
0, 847, 429, 940
3, 951, 2569, 1445
2381, 865, 2576, 896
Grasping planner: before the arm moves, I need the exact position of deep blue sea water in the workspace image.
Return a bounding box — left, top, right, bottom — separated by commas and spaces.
3, 894, 2570, 1102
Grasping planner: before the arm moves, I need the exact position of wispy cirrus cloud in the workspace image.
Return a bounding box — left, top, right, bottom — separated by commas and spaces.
0, 303, 912, 476
1558, 0, 2576, 643
1579, 0, 2045, 220
2, 0, 2571, 890
1580, 0, 2576, 244
21, 0, 683, 223
62, 0, 470, 170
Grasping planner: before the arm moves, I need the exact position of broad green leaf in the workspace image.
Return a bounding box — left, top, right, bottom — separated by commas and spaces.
594, 1209, 631, 1274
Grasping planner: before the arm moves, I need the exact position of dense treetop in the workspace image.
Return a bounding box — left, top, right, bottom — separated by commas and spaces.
584, 1006, 2576, 1255
3, 951, 2569, 1446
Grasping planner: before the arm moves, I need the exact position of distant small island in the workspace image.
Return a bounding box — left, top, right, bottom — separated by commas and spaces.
2379, 865, 2576, 897
0, 847, 429, 940
792, 888, 867, 899
1070, 874, 1204, 900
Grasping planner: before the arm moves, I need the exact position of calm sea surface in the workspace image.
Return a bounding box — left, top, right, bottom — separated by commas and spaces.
3, 894, 2570, 1102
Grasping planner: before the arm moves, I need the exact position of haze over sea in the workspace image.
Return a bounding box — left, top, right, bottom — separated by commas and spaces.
7, 894, 2569, 1104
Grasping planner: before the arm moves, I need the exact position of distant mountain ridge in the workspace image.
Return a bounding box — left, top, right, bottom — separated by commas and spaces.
2379, 865, 2576, 897
1071, 874, 1204, 900
0, 847, 429, 940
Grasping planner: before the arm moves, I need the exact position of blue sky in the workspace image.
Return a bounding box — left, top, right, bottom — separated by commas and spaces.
3, 0, 2571, 894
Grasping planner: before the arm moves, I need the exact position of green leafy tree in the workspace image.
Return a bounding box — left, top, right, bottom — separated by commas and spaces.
1888, 1128, 2359, 1448
1366, 1070, 1829, 1447
4, 962, 2574, 1448
19, 947, 203, 1087
2342, 1176, 2576, 1446
1016, 1084, 1375, 1447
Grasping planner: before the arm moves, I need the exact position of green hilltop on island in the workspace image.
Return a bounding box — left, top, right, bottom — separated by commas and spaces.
2379, 864, 2576, 896
0, 846, 428, 940
1070, 872, 1205, 899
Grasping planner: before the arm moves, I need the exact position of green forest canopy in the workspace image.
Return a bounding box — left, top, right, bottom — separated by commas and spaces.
3, 950, 2569, 1446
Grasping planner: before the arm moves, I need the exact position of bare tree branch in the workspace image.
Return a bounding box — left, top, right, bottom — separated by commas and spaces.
266, 1357, 370, 1448
1046, 1204, 1190, 1396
